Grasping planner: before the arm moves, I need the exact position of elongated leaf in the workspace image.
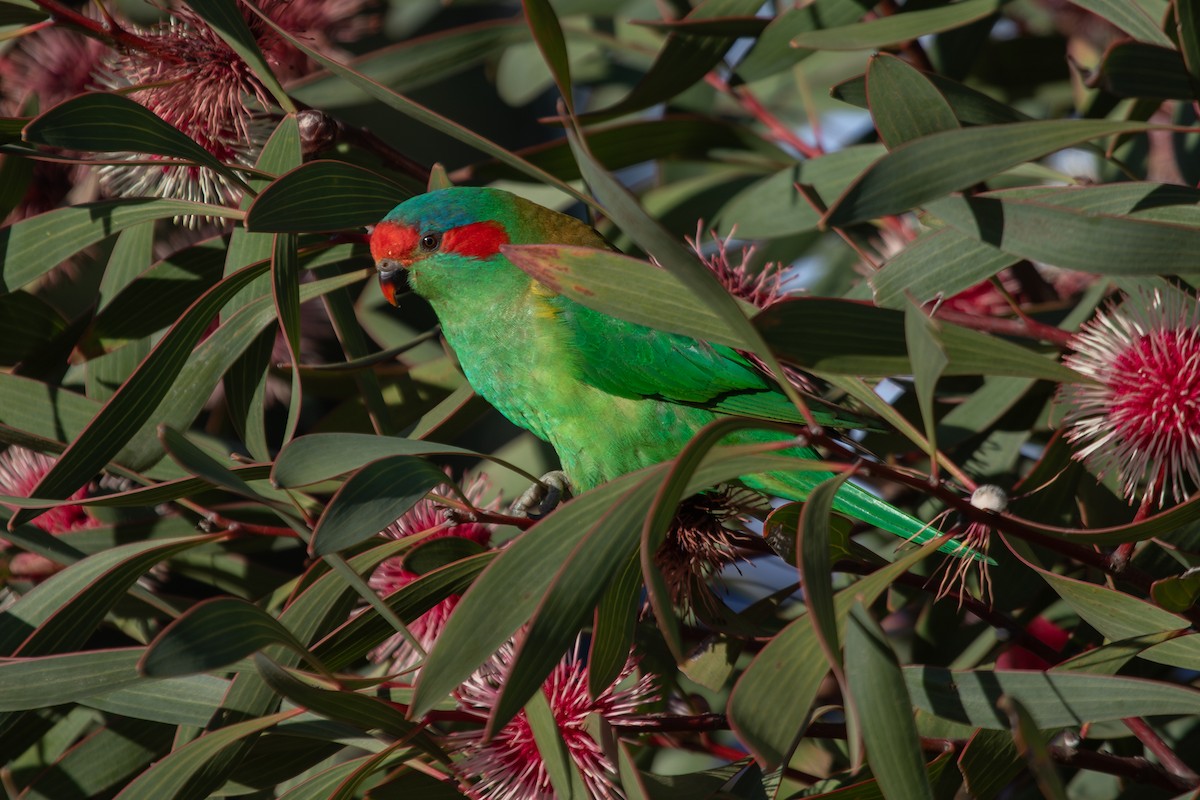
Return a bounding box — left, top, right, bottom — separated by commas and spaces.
114, 711, 294, 800
845, 604, 935, 800
790, 0, 1002, 50
727, 538, 944, 768
526, 687, 590, 798
24, 94, 242, 187
872, 228, 1020, 309
866, 53, 959, 147
584, 0, 763, 120
272, 433, 481, 488
522, 0, 572, 110
906, 666, 1200, 728
10, 262, 270, 525
83, 674, 229, 727
0, 199, 240, 295
926, 192, 1200, 274
735, 0, 875, 81
823, 120, 1154, 227
0, 291, 67, 366
246, 161, 411, 232
21, 717, 171, 800
755, 298, 1081, 383
0, 648, 143, 709
141, 598, 317, 678
1097, 41, 1195, 99
0, 536, 210, 656
1069, 0, 1173, 45
905, 305, 948, 459
310, 456, 449, 556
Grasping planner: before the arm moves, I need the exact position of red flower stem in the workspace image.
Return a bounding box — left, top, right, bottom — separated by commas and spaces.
1110, 466, 1162, 572
1121, 717, 1200, 783
30, 0, 180, 59
933, 308, 1076, 347
705, 73, 823, 159
809, 430, 1194, 623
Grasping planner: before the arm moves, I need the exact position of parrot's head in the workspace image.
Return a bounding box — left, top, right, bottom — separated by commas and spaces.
370, 186, 605, 306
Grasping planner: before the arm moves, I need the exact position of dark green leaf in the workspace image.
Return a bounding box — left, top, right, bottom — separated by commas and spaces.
187, 0, 293, 111
790, 0, 1002, 50
866, 53, 959, 147
522, 0, 573, 110
141, 598, 316, 678
310, 455, 449, 556
845, 604, 935, 800
246, 161, 411, 233
1096, 42, 1195, 100
823, 120, 1154, 227
272, 433, 483, 488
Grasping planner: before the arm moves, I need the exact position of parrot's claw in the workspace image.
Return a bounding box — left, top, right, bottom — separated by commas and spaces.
510, 470, 573, 519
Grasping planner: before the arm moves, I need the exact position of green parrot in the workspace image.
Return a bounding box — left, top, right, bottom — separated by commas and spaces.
371, 186, 975, 559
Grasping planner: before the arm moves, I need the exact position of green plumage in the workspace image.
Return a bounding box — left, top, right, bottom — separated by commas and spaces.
376, 187, 973, 559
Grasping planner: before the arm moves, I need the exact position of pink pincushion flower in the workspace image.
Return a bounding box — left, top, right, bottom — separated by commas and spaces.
0, 446, 100, 580
450, 640, 656, 800
1059, 289, 1200, 507
368, 472, 496, 672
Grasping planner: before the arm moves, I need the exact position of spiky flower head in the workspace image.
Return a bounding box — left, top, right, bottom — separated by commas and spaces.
0, 447, 100, 579
1059, 289, 1200, 507
450, 640, 656, 800
655, 488, 762, 614
687, 225, 786, 310
368, 472, 496, 673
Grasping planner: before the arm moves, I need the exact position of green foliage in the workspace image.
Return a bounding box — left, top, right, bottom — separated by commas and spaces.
3, 1, 1200, 798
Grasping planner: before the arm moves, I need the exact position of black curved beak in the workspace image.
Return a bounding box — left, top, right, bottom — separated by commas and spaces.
376, 258, 406, 306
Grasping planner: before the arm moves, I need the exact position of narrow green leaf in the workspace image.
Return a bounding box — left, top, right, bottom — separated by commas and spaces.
905, 305, 948, 460
1096, 41, 1195, 100
522, 0, 572, 110
866, 53, 959, 147
1000, 697, 1067, 800
735, 0, 874, 81
1176, 0, 1200, 88
187, 0, 294, 111
0, 536, 210, 656
527, 687, 590, 799
11, 262, 270, 526
23, 93, 239, 184
273, 233, 302, 445
588, 553, 642, 697
845, 604, 935, 800
0, 648, 142, 709
141, 598, 317, 678
583, 0, 763, 120
1069, 0, 1173, 45
727, 538, 943, 768
0, 199, 240, 295
871, 228, 1020, 309
833, 68, 1031, 127
823, 119, 1154, 227
0, 292, 67, 366
113, 711, 293, 800
790, 0, 1002, 50
958, 728, 1024, 800
310, 456, 449, 556
906, 666, 1200, 728
83, 673, 229, 727
716, 146, 884, 238
272, 433, 481, 488
246, 160, 411, 233
926, 192, 1200, 274
755, 298, 1081, 383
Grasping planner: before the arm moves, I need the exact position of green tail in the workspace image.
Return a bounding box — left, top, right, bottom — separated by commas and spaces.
731, 430, 992, 563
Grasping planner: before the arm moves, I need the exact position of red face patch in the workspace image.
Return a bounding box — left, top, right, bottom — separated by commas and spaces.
441, 220, 510, 259
370, 222, 418, 264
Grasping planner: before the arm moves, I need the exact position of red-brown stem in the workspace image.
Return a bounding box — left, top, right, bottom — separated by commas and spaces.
705, 74, 823, 159
30, 0, 180, 59
933, 308, 1075, 347
1121, 717, 1200, 784
1110, 466, 1162, 572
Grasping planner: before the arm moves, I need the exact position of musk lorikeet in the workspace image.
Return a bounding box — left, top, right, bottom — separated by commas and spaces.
370, 186, 978, 560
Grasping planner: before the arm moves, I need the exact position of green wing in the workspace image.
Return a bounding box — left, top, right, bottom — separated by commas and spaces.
550, 295, 870, 428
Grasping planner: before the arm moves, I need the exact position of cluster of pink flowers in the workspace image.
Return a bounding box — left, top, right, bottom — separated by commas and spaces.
0, 0, 374, 223
0, 446, 100, 580
367, 472, 659, 799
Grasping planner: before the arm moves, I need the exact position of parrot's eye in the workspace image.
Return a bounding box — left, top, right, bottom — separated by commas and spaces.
419, 232, 440, 252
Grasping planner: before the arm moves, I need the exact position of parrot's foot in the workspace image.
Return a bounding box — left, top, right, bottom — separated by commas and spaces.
510, 470, 573, 519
